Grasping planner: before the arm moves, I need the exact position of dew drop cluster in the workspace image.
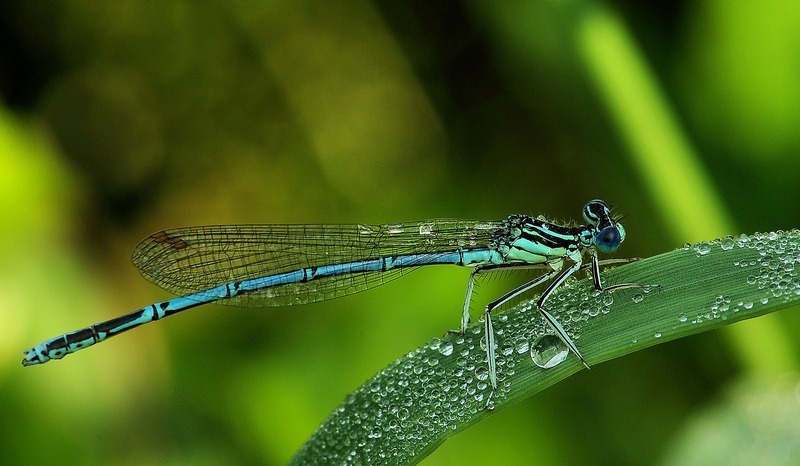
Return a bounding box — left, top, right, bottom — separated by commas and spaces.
680, 230, 800, 325
290, 326, 502, 465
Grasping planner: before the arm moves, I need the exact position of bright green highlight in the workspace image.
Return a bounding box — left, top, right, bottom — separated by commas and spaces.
683, 0, 800, 159
578, 6, 730, 242
576, 4, 798, 376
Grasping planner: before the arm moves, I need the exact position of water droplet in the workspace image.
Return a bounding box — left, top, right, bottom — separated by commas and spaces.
631, 293, 644, 303
678, 313, 687, 322
602, 293, 614, 306
530, 334, 569, 369
438, 341, 454, 356
695, 242, 712, 255
515, 340, 529, 354
720, 237, 735, 250
654, 332, 662, 338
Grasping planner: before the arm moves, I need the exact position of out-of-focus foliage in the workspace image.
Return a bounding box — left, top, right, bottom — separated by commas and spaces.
1, 1, 799, 465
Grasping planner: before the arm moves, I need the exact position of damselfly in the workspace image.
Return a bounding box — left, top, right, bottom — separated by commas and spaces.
23, 200, 643, 402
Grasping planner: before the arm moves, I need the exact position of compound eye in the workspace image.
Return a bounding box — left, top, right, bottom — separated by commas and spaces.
595, 226, 621, 253
583, 199, 609, 225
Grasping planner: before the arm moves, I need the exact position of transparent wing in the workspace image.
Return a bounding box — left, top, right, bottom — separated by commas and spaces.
131, 220, 505, 307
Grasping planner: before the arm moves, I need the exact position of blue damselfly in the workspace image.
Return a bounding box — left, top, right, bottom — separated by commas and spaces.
23, 200, 643, 402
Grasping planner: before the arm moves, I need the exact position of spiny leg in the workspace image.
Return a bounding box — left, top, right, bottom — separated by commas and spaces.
550, 254, 655, 365
480, 255, 648, 406
484, 309, 496, 408
456, 263, 550, 334
481, 267, 563, 407
588, 251, 648, 293
533, 254, 652, 368
459, 268, 479, 333
582, 257, 640, 273
532, 261, 589, 369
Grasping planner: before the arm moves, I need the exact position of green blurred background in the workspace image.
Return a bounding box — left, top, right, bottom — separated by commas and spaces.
2, 1, 800, 465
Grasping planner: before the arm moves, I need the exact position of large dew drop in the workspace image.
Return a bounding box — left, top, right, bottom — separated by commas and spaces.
530, 334, 569, 369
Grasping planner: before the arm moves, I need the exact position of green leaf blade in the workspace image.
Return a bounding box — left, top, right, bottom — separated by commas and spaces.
290, 230, 800, 466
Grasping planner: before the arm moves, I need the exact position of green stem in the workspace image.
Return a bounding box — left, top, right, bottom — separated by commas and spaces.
576, 4, 798, 374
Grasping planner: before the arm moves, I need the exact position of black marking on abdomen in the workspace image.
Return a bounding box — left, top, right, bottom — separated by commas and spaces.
226, 281, 243, 298
154, 303, 167, 320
